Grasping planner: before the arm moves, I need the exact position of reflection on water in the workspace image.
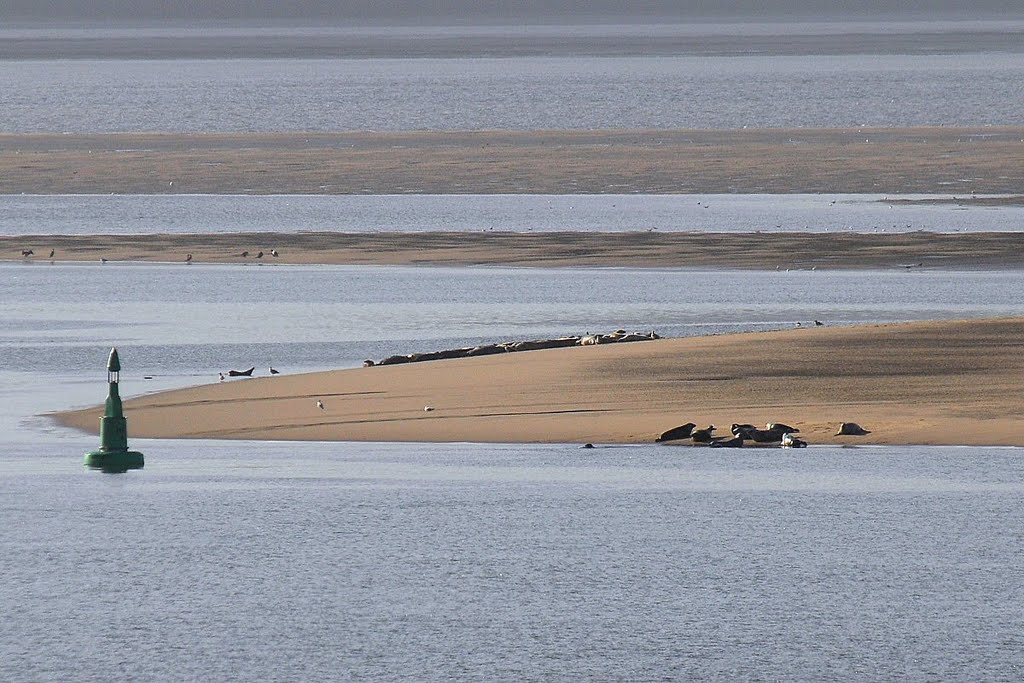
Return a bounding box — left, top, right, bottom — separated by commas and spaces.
2, 193, 1022, 235
2, 442, 1023, 680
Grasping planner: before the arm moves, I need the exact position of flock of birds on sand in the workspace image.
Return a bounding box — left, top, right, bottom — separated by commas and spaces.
185, 249, 279, 263
18, 248, 279, 263
650, 421, 871, 449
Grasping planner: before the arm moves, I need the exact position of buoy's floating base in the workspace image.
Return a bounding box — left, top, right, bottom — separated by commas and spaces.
84, 449, 144, 473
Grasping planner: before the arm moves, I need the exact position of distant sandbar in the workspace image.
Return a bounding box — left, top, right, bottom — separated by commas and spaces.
5, 231, 1024, 270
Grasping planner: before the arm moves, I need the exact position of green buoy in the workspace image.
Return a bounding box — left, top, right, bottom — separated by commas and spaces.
84, 348, 144, 473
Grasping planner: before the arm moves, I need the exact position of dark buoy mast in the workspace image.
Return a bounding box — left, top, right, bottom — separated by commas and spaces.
84, 348, 144, 472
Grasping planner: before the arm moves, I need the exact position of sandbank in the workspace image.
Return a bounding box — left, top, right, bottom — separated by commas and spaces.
5, 231, 1024, 270
2, 127, 1023, 195
55, 317, 1024, 447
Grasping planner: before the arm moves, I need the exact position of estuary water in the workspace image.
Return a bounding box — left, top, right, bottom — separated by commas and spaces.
2, 261, 1024, 680
3, 193, 1023, 235
4, 52, 1023, 133
1, 22, 1023, 133
3, 442, 1024, 681
4, 18, 1024, 681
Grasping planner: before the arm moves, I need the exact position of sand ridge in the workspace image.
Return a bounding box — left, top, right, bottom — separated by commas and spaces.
54, 317, 1024, 447
2, 127, 1023, 195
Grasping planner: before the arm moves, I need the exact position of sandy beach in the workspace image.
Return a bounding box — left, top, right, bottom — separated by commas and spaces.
55, 317, 1024, 447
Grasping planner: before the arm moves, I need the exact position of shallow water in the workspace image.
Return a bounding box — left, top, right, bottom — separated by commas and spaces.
3, 193, 1022, 235
2, 259, 1024, 679
3, 441, 1024, 681
3, 51, 1023, 132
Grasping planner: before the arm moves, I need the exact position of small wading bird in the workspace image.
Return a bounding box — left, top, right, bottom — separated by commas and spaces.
21, 249, 33, 257
185, 254, 192, 263
48, 249, 55, 258
316, 400, 324, 410
270, 249, 278, 257
269, 367, 279, 375
255, 251, 263, 258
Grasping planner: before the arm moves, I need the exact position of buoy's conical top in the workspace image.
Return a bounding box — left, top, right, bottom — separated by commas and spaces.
107, 348, 121, 373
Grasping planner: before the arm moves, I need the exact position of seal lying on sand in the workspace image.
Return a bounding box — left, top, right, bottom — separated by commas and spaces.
836, 422, 871, 436
655, 422, 696, 442
733, 425, 789, 443
781, 433, 808, 448
766, 422, 798, 433
690, 425, 717, 443
710, 435, 745, 448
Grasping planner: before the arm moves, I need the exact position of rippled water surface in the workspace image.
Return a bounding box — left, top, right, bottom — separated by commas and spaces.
3, 193, 1022, 235
2, 261, 1023, 680
3, 442, 1024, 681
4, 20, 1024, 678
3, 52, 1023, 132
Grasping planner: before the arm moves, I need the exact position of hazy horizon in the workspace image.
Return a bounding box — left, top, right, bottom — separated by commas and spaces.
4, 0, 1024, 24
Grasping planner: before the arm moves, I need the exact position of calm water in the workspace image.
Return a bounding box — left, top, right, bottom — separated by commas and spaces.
2, 262, 1024, 679
4, 20, 1024, 680
3, 442, 1024, 681
2, 22, 1023, 133
3, 193, 1022, 235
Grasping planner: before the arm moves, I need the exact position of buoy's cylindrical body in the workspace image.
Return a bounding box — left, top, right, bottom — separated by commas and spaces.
99, 381, 128, 452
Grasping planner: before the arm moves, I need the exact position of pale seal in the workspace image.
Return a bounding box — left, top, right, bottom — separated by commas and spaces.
836, 422, 870, 436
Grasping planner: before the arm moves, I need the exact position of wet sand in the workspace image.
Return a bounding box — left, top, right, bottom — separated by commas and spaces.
2, 127, 1023, 195
55, 317, 1024, 447
5, 231, 1024, 270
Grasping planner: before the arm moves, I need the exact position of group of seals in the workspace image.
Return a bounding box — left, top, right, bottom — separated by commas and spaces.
376, 329, 660, 366
655, 420, 870, 448
656, 422, 802, 448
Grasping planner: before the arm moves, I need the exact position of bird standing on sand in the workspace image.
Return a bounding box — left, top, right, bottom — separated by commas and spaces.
100, 258, 108, 263
256, 251, 264, 259
49, 249, 55, 258
270, 249, 279, 257
269, 367, 279, 375
240, 251, 249, 257
316, 400, 324, 410
185, 254, 192, 263
219, 372, 225, 381
21, 249, 33, 257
